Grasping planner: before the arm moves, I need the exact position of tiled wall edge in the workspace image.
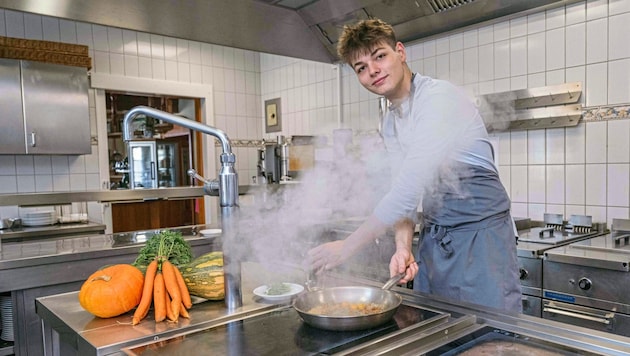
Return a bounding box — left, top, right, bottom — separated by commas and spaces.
583, 104, 630, 122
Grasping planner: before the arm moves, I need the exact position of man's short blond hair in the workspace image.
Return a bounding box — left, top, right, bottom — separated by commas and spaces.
337, 18, 397, 65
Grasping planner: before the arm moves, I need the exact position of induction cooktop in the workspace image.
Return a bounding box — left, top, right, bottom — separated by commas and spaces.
123, 303, 446, 355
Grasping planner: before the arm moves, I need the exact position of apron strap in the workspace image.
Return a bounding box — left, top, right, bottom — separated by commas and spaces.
423, 210, 513, 257
425, 225, 453, 257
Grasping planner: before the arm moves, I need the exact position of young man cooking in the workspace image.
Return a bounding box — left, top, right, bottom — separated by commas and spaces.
307, 18, 522, 312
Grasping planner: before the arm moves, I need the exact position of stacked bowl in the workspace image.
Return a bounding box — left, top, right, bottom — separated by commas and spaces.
0, 296, 13, 342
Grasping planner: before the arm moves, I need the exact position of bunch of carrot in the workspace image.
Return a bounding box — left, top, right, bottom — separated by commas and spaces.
132, 258, 192, 325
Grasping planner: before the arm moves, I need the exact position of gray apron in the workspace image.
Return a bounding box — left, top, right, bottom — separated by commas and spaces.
413, 163, 522, 313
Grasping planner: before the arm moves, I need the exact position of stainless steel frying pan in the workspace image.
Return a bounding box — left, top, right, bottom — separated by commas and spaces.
292, 273, 404, 331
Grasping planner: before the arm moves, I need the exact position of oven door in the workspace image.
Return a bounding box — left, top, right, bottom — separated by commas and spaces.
543, 300, 630, 337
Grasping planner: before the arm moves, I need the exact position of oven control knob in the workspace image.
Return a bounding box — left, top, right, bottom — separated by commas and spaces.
578, 277, 592, 290
519, 268, 528, 280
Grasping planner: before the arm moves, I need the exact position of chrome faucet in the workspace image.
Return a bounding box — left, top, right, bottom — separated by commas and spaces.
123, 106, 242, 310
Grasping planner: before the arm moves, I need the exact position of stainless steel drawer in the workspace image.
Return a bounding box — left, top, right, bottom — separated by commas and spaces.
543, 300, 630, 337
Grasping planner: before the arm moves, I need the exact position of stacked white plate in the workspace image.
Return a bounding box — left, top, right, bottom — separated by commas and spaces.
199, 228, 222, 237
22, 211, 57, 227
0, 295, 13, 342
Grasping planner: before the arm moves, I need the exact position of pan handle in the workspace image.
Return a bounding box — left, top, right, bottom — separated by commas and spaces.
382, 272, 405, 290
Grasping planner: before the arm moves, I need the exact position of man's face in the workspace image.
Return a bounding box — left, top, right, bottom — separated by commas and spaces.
350, 41, 408, 102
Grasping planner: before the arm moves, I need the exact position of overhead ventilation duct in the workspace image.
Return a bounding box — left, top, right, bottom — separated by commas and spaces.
427, 0, 477, 13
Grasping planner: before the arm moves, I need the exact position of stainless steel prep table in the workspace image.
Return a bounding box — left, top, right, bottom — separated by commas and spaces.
0, 225, 219, 356
36, 261, 311, 356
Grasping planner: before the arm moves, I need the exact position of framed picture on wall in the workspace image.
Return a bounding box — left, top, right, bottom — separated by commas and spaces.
265, 98, 281, 133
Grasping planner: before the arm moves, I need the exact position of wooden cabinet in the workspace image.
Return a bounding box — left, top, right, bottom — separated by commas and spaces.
0, 59, 90, 154
111, 199, 198, 233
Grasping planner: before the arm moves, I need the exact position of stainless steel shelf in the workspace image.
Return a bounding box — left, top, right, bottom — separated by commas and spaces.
0, 187, 205, 206
0, 221, 106, 242
479, 82, 584, 132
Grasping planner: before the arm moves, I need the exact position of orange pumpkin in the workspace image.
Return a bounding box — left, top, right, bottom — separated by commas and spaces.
78, 264, 144, 318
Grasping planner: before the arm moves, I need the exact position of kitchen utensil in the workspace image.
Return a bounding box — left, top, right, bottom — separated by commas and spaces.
0, 218, 22, 229
293, 273, 405, 331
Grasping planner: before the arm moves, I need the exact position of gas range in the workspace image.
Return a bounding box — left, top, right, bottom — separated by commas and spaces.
514, 214, 606, 317
542, 218, 630, 337
516, 214, 603, 258
544, 219, 630, 271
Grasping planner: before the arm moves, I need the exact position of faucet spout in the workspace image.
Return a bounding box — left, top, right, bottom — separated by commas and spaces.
122, 106, 232, 153
122, 106, 242, 310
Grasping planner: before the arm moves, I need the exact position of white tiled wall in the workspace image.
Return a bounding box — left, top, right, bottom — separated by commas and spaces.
259, 54, 339, 138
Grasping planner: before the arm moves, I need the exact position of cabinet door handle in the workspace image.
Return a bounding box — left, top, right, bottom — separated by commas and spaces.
30, 132, 37, 147
151, 162, 155, 180
543, 306, 614, 326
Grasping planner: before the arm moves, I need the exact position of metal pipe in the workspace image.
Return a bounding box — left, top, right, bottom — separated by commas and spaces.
122, 106, 242, 310
277, 135, 290, 181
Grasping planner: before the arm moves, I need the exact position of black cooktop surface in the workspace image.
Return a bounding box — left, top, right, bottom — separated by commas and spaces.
125, 303, 441, 355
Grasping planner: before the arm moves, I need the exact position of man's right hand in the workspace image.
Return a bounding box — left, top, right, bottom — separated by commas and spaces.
391, 217, 418, 284
389, 248, 418, 284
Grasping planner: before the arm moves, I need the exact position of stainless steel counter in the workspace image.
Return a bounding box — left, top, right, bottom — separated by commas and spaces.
35, 261, 630, 356
0, 225, 220, 356
0, 225, 215, 272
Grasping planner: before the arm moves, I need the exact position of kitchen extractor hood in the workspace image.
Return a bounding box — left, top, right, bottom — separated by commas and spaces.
0, 0, 582, 63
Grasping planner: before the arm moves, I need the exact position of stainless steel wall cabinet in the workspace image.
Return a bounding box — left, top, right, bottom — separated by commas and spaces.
0, 58, 90, 154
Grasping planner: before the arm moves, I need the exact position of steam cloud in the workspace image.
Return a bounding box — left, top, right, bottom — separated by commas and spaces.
476, 91, 517, 132
239, 132, 395, 282
239, 92, 488, 284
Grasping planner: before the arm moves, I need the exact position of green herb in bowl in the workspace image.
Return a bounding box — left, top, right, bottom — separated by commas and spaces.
266, 283, 291, 295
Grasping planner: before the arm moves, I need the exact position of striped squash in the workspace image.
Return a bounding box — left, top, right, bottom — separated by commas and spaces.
181, 251, 224, 300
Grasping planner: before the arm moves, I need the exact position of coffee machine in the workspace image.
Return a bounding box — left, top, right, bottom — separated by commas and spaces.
256, 135, 314, 184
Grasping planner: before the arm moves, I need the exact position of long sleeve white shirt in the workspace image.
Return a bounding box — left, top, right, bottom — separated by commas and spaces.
373, 74, 498, 226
